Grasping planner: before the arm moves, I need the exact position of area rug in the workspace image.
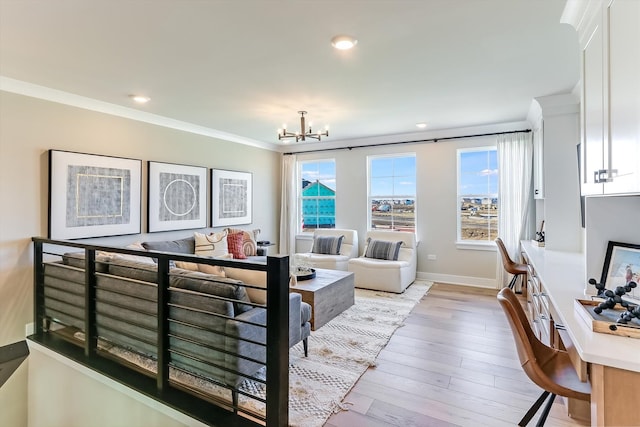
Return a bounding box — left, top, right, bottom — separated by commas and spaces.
282, 279, 432, 427
91, 279, 432, 426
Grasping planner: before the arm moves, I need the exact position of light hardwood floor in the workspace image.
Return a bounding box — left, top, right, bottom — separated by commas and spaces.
325, 283, 589, 427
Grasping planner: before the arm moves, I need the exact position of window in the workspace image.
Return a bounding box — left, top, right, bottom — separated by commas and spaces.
368, 154, 416, 232
299, 160, 336, 232
457, 147, 498, 243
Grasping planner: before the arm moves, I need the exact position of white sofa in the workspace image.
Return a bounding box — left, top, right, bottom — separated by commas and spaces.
348, 230, 417, 293
295, 229, 358, 271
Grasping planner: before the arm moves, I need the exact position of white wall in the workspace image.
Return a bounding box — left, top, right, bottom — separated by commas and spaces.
584, 195, 640, 293
0, 90, 280, 427
294, 133, 502, 288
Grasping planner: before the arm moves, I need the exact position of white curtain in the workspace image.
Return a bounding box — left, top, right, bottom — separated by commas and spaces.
497, 132, 533, 288
279, 154, 297, 256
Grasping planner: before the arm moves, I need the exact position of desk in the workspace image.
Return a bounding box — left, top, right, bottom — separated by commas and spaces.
521, 241, 640, 426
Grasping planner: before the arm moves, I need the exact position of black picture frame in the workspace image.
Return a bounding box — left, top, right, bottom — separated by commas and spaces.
48, 150, 142, 239
210, 169, 253, 227
600, 241, 640, 301
147, 161, 208, 232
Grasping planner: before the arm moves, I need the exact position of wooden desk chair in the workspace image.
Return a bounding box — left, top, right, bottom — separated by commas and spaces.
495, 237, 528, 291
497, 288, 591, 426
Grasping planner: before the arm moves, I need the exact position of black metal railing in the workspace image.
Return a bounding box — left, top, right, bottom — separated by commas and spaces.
31, 237, 290, 427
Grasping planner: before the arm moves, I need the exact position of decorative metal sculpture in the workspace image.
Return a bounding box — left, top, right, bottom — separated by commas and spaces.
588, 278, 640, 324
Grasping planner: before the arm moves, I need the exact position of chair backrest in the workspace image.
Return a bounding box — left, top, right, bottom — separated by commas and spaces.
497, 287, 589, 400
364, 230, 416, 262
495, 237, 524, 275
313, 228, 358, 258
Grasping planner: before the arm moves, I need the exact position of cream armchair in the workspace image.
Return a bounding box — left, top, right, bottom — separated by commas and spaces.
348, 230, 417, 293
295, 229, 358, 271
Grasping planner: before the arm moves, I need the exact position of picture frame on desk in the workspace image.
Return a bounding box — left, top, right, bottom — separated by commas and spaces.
601, 241, 640, 302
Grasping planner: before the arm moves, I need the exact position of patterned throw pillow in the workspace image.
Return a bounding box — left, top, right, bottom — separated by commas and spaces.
194, 230, 228, 258
311, 235, 344, 255
227, 232, 247, 259
364, 238, 403, 261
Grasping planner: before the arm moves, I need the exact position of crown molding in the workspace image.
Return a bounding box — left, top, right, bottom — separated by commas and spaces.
0, 76, 279, 151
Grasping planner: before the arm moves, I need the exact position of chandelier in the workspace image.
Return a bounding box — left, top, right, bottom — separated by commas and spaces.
278, 111, 329, 142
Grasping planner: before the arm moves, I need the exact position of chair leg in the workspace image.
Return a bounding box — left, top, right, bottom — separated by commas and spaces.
303, 337, 308, 357
508, 274, 518, 290
535, 393, 556, 427
519, 391, 550, 426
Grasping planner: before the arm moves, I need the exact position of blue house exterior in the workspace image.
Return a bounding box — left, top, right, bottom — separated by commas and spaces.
302, 180, 335, 229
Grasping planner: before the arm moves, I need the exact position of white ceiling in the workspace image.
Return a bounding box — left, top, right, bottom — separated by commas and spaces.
0, 0, 578, 151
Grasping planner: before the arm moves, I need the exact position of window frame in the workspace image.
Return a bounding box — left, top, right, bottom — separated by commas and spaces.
366, 153, 417, 233
456, 146, 498, 250
297, 158, 336, 234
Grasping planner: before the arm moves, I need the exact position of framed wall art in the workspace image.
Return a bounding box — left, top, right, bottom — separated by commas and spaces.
48, 150, 142, 239
148, 161, 207, 232
211, 169, 252, 227
601, 241, 640, 301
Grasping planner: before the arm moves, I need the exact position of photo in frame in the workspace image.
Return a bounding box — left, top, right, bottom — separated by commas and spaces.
211, 169, 252, 227
48, 150, 142, 239
148, 161, 208, 232
601, 241, 640, 302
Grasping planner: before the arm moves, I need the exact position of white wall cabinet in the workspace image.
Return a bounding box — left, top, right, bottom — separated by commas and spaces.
571, 0, 640, 195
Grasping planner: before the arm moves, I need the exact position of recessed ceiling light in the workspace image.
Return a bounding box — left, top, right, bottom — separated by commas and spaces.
331, 35, 358, 50
129, 94, 150, 104
416, 123, 427, 128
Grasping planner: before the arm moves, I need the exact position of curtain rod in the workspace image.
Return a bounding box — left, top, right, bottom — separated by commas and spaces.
282, 128, 531, 155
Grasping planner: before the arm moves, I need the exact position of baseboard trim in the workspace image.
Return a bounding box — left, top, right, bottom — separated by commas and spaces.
417, 272, 497, 289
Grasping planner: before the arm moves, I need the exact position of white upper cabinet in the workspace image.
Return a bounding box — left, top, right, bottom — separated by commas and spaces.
607, 0, 640, 194
566, 0, 640, 195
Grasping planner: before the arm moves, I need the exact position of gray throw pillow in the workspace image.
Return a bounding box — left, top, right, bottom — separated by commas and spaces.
141, 237, 195, 254
311, 235, 344, 255
170, 269, 253, 314
364, 238, 403, 261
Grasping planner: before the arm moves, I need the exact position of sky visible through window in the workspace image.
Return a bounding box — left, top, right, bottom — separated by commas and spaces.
459, 149, 498, 196
301, 161, 336, 190
370, 155, 416, 196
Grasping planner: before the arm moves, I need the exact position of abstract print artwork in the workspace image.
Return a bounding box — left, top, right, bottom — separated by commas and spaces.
148, 162, 207, 232
49, 150, 141, 239
211, 169, 252, 226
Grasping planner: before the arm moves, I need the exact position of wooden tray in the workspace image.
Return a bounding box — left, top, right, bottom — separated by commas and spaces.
574, 299, 640, 339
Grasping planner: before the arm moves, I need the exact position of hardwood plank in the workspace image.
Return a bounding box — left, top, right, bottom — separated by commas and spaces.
324, 283, 585, 427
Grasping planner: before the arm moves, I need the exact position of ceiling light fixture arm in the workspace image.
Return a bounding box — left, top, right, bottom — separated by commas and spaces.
278, 111, 329, 142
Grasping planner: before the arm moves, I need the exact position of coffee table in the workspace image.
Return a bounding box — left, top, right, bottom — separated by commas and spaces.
290, 268, 354, 330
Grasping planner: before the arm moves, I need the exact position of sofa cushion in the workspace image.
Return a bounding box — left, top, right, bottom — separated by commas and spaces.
62, 252, 112, 273
195, 231, 228, 258
169, 268, 252, 314
110, 242, 157, 265
227, 232, 247, 259
108, 259, 159, 283
364, 238, 403, 261
197, 253, 231, 276
142, 236, 195, 254
311, 235, 344, 255
224, 267, 267, 304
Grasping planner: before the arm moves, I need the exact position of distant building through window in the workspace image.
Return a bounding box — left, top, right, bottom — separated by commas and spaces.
457, 147, 498, 242
299, 160, 336, 232
367, 154, 416, 232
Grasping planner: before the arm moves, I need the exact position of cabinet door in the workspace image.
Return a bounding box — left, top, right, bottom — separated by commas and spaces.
581, 19, 605, 195
605, 0, 640, 194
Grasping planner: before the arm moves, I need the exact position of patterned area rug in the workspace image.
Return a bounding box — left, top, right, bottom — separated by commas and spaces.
282, 279, 432, 426
92, 280, 432, 426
